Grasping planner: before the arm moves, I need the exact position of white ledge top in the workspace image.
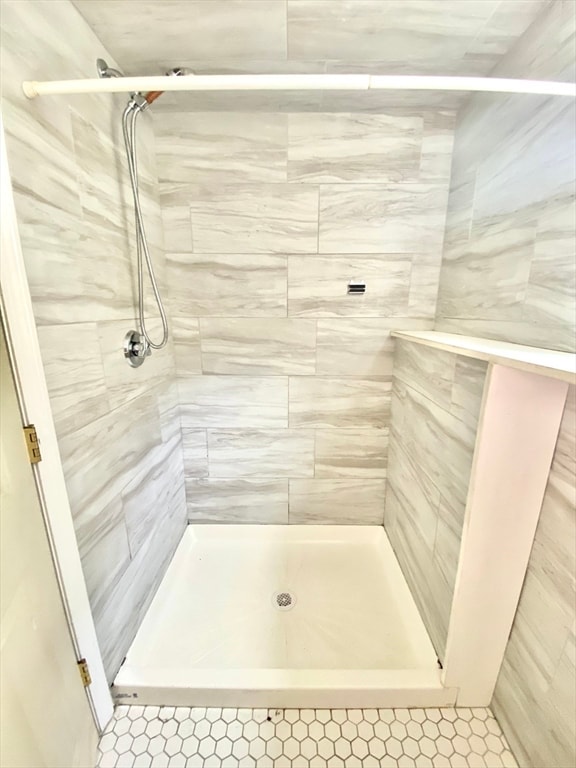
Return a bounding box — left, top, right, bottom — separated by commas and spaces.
391, 331, 576, 384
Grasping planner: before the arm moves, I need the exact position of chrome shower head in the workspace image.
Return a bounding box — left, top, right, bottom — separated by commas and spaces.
166, 67, 191, 77
142, 66, 192, 107
96, 58, 124, 79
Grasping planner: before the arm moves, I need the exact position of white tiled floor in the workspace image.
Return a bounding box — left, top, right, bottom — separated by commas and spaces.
97, 706, 518, 768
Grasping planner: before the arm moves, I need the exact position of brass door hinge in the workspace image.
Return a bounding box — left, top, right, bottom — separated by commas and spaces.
23, 424, 42, 464
77, 658, 92, 687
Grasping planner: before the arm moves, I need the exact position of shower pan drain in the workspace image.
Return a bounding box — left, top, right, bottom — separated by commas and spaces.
277, 592, 292, 607
272, 591, 296, 611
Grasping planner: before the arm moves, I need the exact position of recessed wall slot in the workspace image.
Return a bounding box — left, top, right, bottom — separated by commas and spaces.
348, 280, 366, 295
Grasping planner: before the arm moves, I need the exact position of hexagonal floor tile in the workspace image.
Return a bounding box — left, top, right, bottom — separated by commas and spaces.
114, 733, 134, 755
164, 735, 182, 757
97, 705, 518, 768
197, 736, 216, 759
181, 735, 199, 758
334, 737, 352, 760
266, 736, 283, 760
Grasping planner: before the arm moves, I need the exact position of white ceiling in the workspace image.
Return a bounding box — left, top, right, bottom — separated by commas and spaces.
71, 0, 549, 110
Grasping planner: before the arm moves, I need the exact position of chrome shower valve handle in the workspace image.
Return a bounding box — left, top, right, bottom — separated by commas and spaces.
124, 330, 151, 368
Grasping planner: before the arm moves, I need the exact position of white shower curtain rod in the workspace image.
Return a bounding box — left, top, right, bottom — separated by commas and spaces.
22, 74, 576, 99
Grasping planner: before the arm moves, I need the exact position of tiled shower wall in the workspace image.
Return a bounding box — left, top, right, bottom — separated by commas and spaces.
384, 341, 487, 658
155, 109, 455, 523
0, 0, 187, 682
435, 0, 576, 353
433, 2, 576, 766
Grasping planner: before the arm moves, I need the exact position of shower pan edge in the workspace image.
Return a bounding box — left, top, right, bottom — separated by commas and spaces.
112, 668, 455, 708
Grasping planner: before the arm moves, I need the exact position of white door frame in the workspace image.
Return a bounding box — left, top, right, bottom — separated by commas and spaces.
0, 116, 113, 731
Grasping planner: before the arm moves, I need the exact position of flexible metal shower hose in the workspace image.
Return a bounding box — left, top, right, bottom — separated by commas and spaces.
122, 100, 169, 350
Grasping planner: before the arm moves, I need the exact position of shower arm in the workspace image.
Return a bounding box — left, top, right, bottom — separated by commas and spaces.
22, 74, 576, 99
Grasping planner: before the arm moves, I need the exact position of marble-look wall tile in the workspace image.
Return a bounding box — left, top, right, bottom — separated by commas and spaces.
97, 318, 176, 410
287, 113, 422, 183
408, 269, 439, 318
523, 196, 576, 329
93, 501, 185, 683
155, 105, 454, 526
289, 479, 386, 525
172, 317, 203, 376
167, 253, 287, 318
436, 316, 576, 356
58, 393, 163, 532
181, 429, 209, 479
391, 377, 476, 509
287, 0, 497, 63
1, 0, 187, 684
155, 90, 323, 114
289, 377, 390, 428
200, 318, 316, 375
450, 356, 488, 429
36, 323, 109, 439
419, 111, 456, 183
315, 319, 396, 377
437, 214, 536, 322
156, 112, 288, 184
493, 386, 576, 768
0, 11, 81, 219
179, 376, 288, 428
463, 0, 551, 61
159, 204, 193, 252
435, 0, 576, 352
316, 319, 434, 378
76, 497, 131, 624
12, 192, 134, 325
315, 429, 388, 479
493, 0, 575, 83
187, 479, 289, 524
316, 88, 463, 112
70, 108, 128, 234
319, 185, 449, 254
473, 99, 574, 222
187, 184, 319, 253
433, 494, 464, 590
207, 429, 315, 477
393, 340, 456, 410
386, 438, 440, 553
384, 484, 453, 655
385, 340, 488, 658
73, 0, 288, 66
157, 380, 182, 444
288, 255, 411, 317
122, 435, 186, 558
407, 254, 443, 318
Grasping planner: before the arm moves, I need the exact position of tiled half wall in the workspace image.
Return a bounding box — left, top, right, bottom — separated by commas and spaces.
155, 109, 456, 524
384, 340, 487, 659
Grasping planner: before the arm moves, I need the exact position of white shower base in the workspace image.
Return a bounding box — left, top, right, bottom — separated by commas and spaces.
113, 525, 455, 708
